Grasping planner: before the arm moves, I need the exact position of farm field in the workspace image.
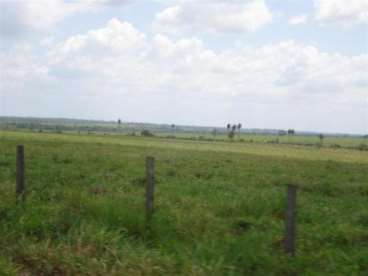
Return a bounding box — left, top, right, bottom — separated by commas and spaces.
0, 131, 368, 275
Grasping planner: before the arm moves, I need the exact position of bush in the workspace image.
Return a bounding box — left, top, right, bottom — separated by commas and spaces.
357, 144, 368, 151
330, 144, 341, 149
267, 139, 279, 144
141, 130, 154, 137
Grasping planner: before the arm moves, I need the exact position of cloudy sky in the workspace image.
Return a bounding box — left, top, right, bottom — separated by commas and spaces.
0, 0, 367, 134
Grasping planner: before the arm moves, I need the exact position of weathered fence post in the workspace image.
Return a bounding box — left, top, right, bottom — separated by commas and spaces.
16, 145, 26, 203
284, 184, 297, 256
145, 156, 155, 221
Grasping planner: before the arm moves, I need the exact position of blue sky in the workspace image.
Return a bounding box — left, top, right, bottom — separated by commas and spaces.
0, 0, 367, 134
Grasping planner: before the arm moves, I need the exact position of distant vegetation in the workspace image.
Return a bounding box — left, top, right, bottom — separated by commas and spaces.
0, 116, 366, 151
141, 129, 154, 137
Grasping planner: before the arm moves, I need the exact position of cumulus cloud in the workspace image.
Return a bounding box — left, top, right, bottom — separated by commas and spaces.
50, 18, 146, 56
314, 0, 368, 26
0, 44, 49, 87
0, 0, 85, 39
153, 0, 273, 34
289, 15, 308, 25
0, 0, 135, 39
1, 18, 367, 132
10, 19, 368, 95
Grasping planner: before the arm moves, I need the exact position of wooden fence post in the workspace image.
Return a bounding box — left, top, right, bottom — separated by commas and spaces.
145, 156, 155, 221
16, 145, 26, 203
284, 184, 297, 256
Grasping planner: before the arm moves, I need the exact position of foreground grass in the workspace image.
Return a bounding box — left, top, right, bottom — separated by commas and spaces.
0, 131, 368, 275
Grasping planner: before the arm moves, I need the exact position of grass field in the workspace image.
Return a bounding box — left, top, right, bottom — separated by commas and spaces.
154, 132, 367, 149
0, 131, 368, 275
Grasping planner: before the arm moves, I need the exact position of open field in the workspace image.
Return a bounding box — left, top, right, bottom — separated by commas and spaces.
1, 131, 368, 275
132, 132, 367, 149
1, 116, 367, 149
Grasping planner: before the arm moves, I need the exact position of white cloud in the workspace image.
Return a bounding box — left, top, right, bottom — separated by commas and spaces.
1, 18, 367, 133
153, 0, 273, 34
87, 0, 135, 5
51, 18, 146, 55
0, 0, 88, 38
289, 15, 308, 25
0, 43, 50, 96
0, 0, 135, 39
314, 0, 368, 26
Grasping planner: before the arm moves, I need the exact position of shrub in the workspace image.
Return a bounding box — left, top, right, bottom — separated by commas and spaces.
330, 144, 341, 149
357, 144, 368, 151
141, 129, 154, 137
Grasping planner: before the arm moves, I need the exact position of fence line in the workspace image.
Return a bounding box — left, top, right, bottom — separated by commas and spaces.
284, 184, 297, 256
14, 146, 300, 256
145, 156, 155, 222
16, 145, 26, 203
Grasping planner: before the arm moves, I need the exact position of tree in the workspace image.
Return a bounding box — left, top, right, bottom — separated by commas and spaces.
237, 123, 242, 137
318, 134, 324, 145
228, 130, 235, 140
287, 129, 295, 135
226, 123, 243, 140
225, 124, 237, 140
171, 124, 176, 136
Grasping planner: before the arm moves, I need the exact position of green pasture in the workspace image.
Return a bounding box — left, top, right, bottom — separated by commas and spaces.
0, 131, 367, 275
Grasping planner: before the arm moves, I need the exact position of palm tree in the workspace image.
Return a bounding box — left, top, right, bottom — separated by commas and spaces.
237, 123, 242, 134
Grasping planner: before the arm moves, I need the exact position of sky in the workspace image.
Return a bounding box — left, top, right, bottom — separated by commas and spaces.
0, 0, 367, 134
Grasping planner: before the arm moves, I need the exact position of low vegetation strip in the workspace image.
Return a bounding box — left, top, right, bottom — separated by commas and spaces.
1, 131, 368, 164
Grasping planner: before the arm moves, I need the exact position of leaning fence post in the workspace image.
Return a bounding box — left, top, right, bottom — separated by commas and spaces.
145, 156, 155, 222
284, 184, 297, 256
16, 145, 26, 203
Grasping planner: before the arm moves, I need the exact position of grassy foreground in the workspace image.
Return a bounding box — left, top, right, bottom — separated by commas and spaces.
0, 131, 368, 275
